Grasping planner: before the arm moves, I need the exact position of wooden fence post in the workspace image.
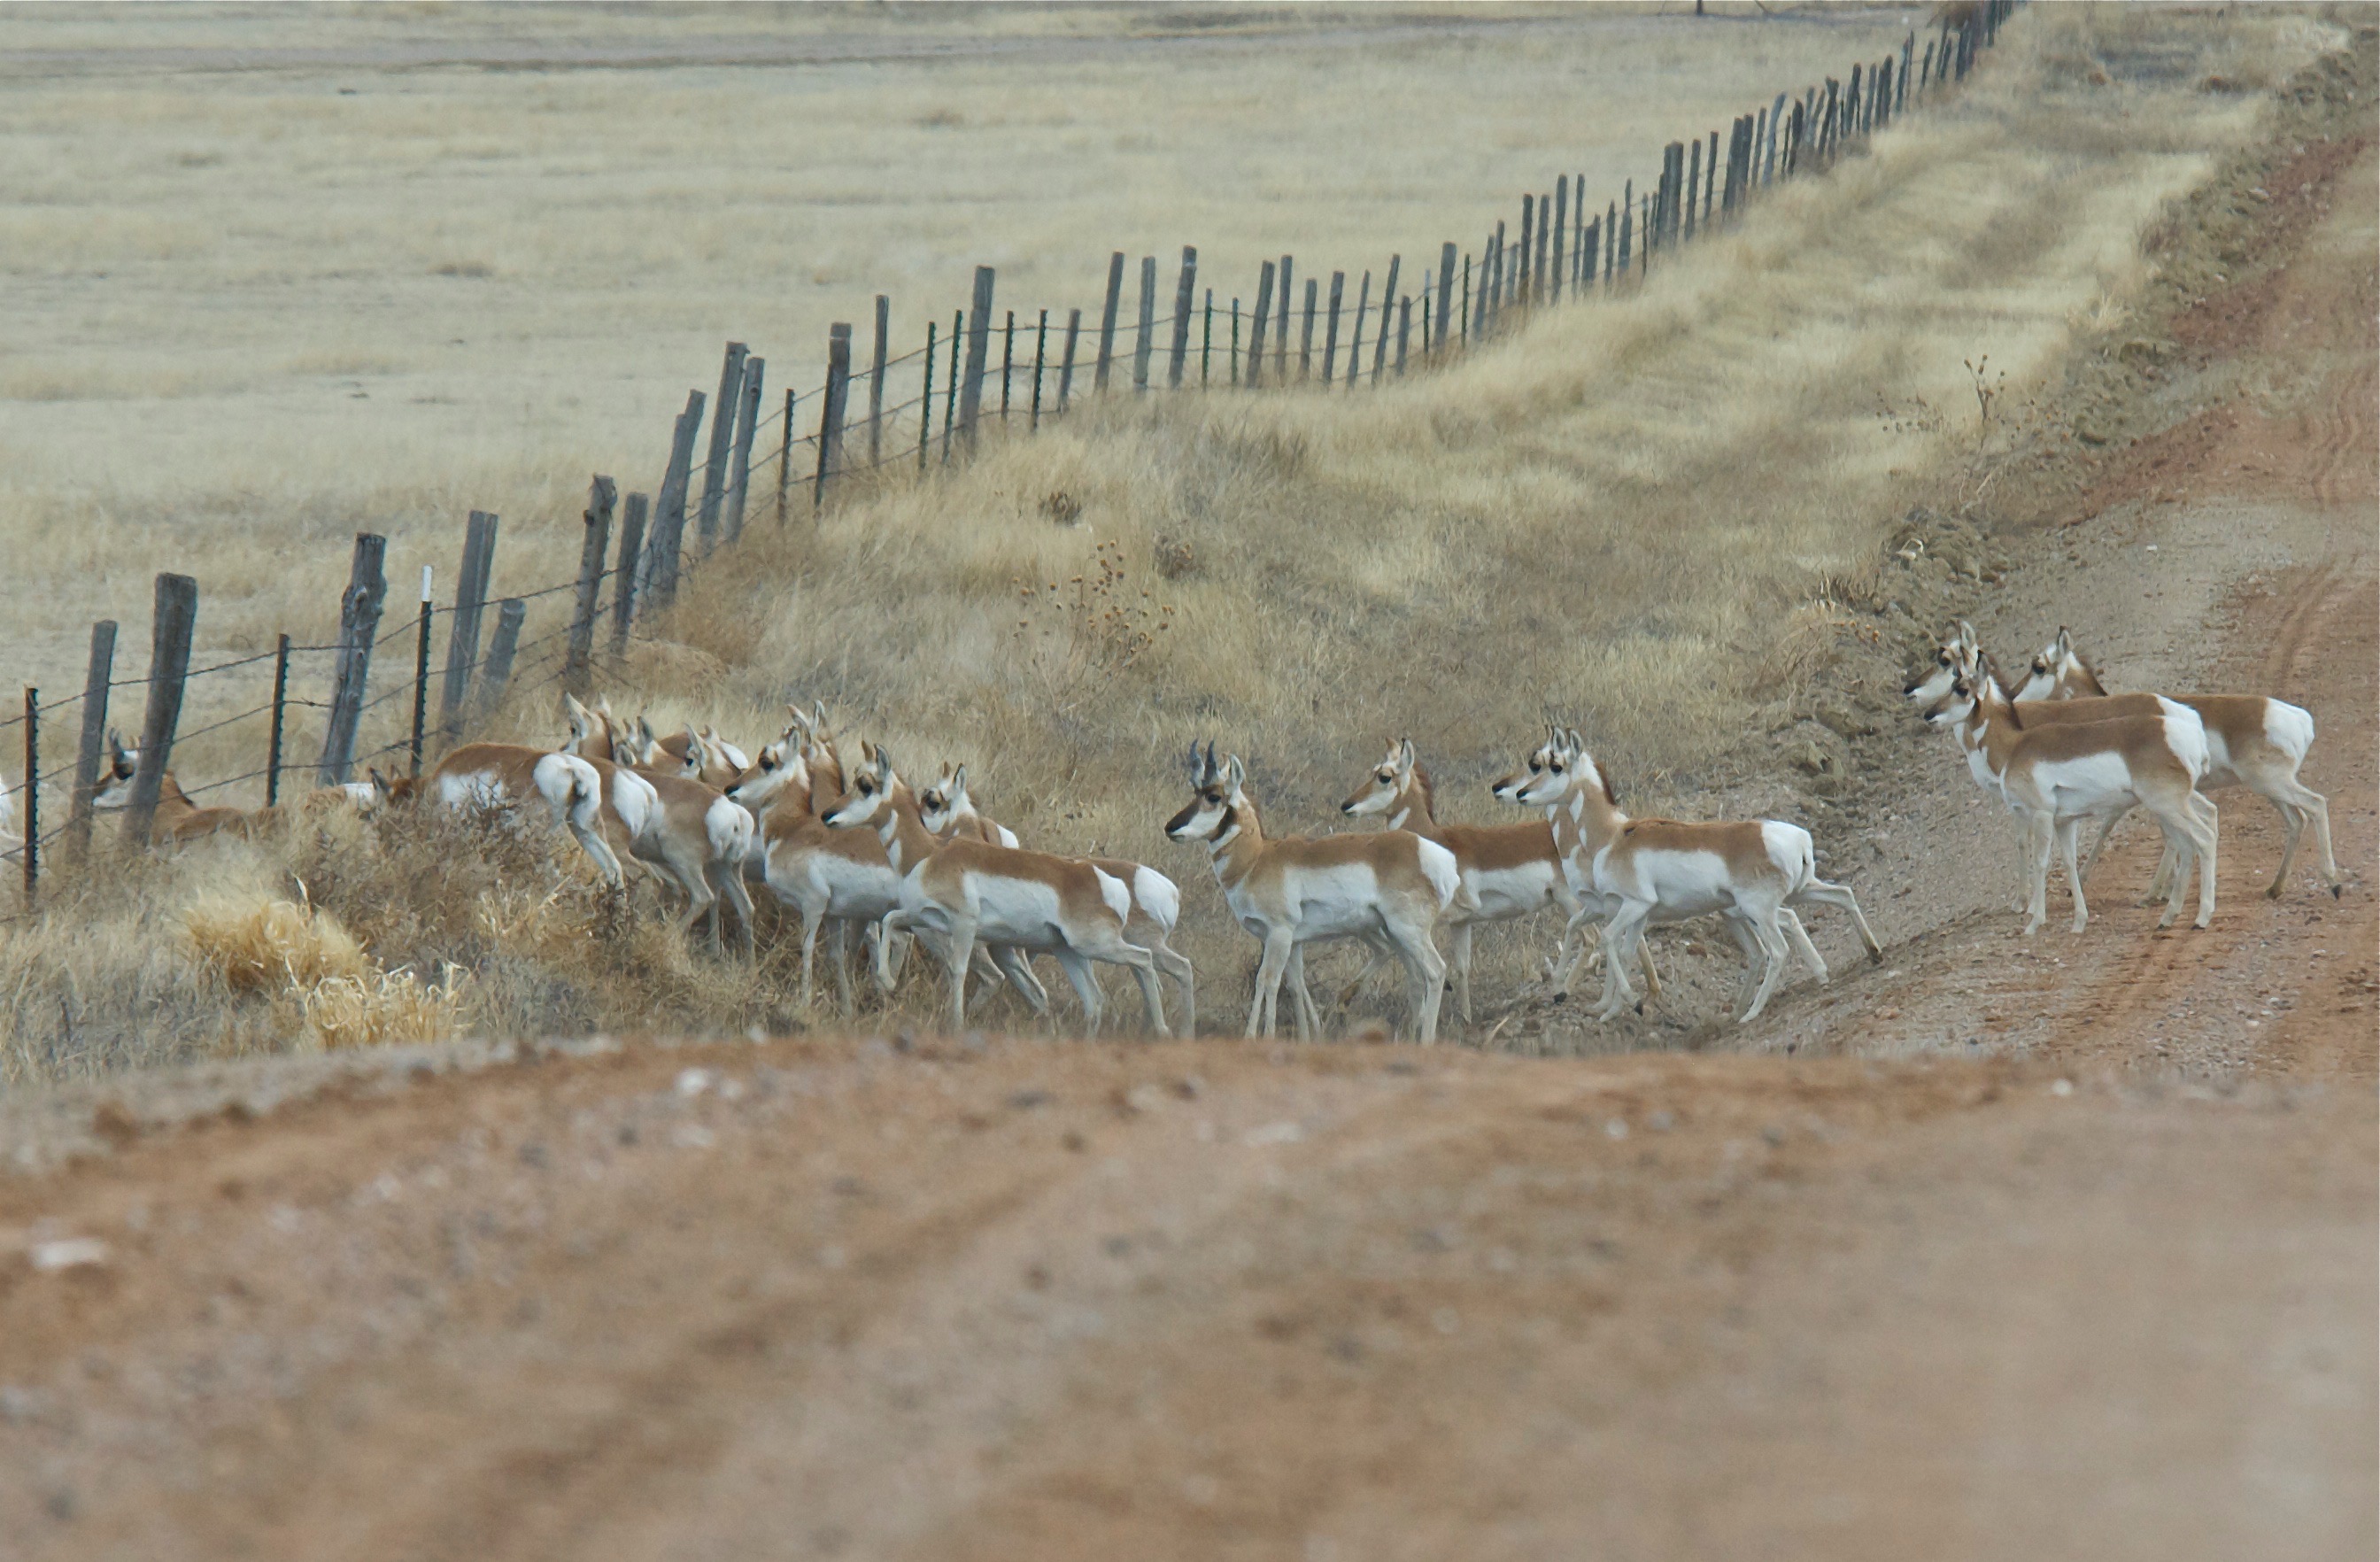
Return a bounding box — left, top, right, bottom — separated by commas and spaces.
1167, 245, 1197, 388
1433, 243, 1456, 352
1396, 296, 1412, 375
815, 322, 854, 507
18, 690, 33, 903
127, 572, 199, 842
1322, 270, 1344, 383
1058, 307, 1083, 409
1606, 197, 1618, 281
1685, 138, 1700, 241
1248, 259, 1275, 387
1582, 219, 1598, 287
1518, 195, 1534, 298
566, 475, 615, 695
868, 295, 889, 467
477, 599, 525, 715
1032, 308, 1049, 430
958, 266, 994, 450
696, 342, 747, 552
1706, 130, 1719, 223
1535, 190, 1552, 298
1618, 189, 1633, 276
646, 390, 704, 608
264, 633, 289, 809
723, 356, 761, 542
1551, 177, 1568, 302
1274, 254, 1293, 382
1297, 277, 1318, 380
437, 508, 498, 744
318, 537, 385, 787
1348, 269, 1370, 388
1094, 251, 1124, 392
1372, 254, 1400, 380
611, 495, 646, 658
67, 619, 115, 862
1132, 253, 1155, 392
1488, 220, 1505, 323
1900, 30, 1913, 112
407, 567, 433, 777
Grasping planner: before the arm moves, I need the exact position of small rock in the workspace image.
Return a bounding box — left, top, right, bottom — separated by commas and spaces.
29, 1239, 108, 1273
675, 1068, 712, 1100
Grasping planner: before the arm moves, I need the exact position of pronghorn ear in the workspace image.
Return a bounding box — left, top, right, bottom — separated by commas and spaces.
785, 702, 810, 733
951, 762, 967, 794
2054, 626, 2074, 658
1222, 754, 1245, 793
874, 745, 894, 783
811, 700, 830, 734
1398, 738, 1416, 771
1954, 619, 1978, 651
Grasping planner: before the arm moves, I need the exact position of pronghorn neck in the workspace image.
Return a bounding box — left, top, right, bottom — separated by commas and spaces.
156, 772, 197, 816
874, 781, 940, 873
1566, 758, 1627, 852
1391, 768, 1438, 835
1207, 793, 1268, 891
1968, 684, 2024, 773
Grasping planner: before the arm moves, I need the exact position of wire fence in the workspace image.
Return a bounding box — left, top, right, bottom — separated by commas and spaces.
4, 1, 2016, 912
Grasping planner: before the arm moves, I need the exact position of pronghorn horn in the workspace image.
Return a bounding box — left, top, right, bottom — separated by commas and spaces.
1202, 739, 1219, 785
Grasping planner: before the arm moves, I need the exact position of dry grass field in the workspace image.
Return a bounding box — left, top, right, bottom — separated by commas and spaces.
0, 2, 2348, 1077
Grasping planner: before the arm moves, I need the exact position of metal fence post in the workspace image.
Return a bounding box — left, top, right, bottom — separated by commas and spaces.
19, 687, 35, 903
265, 632, 290, 809
407, 566, 433, 777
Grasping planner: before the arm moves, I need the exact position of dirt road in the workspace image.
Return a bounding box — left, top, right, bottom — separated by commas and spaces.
1, 50, 2373, 1562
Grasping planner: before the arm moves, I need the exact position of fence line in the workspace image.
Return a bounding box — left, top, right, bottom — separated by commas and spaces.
6, 2, 2017, 909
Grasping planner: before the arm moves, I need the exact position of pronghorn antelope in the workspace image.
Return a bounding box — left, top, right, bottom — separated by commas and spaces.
1495, 729, 1881, 1024
390, 739, 633, 884
560, 697, 757, 954
827, 745, 1168, 1038
2016, 627, 2338, 900
918, 762, 1195, 1032
1166, 743, 1458, 1043
1341, 738, 1607, 1023
0, 763, 16, 850
727, 718, 918, 1010
91, 734, 269, 844
1924, 671, 2218, 934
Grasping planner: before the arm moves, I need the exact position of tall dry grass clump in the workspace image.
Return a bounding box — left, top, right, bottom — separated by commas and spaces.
182, 897, 370, 994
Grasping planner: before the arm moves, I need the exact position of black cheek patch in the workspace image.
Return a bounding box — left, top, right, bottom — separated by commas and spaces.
1217, 805, 1237, 838
1163, 801, 1199, 836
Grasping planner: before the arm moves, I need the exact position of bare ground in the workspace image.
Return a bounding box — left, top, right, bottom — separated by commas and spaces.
0, 43, 2373, 1562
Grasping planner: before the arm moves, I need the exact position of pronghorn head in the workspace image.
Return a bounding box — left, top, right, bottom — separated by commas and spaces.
2016, 626, 2105, 701
561, 693, 606, 760
1495, 725, 1609, 809
916, 762, 974, 836
367, 766, 421, 808
1164, 741, 1246, 846
725, 720, 811, 810
1903, 621, 1981, 704
1341, 738, 1418, 818
821, 741, 900, 830
1923, 674, 1995, 731
90, 731, 140, 809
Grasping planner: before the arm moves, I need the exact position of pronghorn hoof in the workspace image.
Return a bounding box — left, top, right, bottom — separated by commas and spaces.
1868, 948, 1885, 964
2266, 885, 2284, 901
1634, 1001, 1645, 1016
2334, 885, 2345, 899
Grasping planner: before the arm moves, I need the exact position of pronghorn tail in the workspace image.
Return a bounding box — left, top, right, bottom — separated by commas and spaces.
706, 794, 757, 865
2265, 699, 2315, 765
1131, 865, 1181, 932
1415, 837, 1468, 912
1761, 820, 1820, 894
1089, 864, 1135, 927
2154, 698, 2213, 785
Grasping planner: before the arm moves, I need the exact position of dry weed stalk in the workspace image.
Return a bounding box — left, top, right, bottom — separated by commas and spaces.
302, 964, 470, 1051
182, 897, 370, 994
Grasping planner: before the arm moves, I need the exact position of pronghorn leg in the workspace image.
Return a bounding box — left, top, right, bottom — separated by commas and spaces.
2262, 773, 2337, 898
2189, 794, 2219, 928
1078, 932, 1167, 1039
1737, 909, 1792, 1023
2150, 806, 2196, 931
940, 914, 979, 1032
1051, 948, 1106, 1039
797, 906, 827, 1009
708, 861, 756, 959
1282, 945, 1321, 1040
985, 945, 1053, 1020
1779, 907, 1828, 986
1384, 918, 1448, 1046
2058, 818, 2091, 934
1790, 878, 1883, 963
2022, 813, 2054, 935
1249, 931, 1295, 1040
1546, 884, 1587, 989
1148, 937, 1196, 1035
1720, 914, 1763, 1018
873, 910, 911, 994
831, 920, 857, 1017
1448, 920, 1475, 1028
1595, 905, 1650, 1021
565, 818, 626, 886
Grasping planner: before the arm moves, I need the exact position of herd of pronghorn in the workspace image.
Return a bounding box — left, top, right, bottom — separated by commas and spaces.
2, 622, 2335, 1042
